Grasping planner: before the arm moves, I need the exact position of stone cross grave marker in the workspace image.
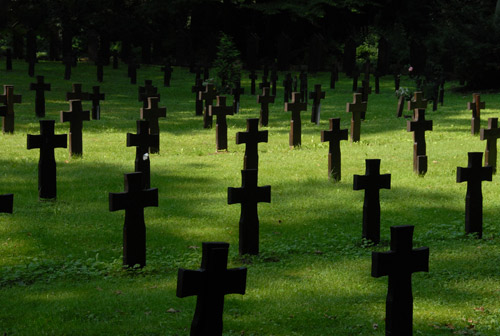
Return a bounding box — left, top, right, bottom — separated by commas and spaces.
191, 78, 205, 116
66, 83, 89, 101
0, 192, 13, 215
60, 100, 90, 156
283, 73, 293, 103
127, 120, 159, 190
6, 49, 12, 71
372, 225, 429, 336
407, 109, 433, 175
259, 76, 270, 92
249, 70, 257, 95
231, 80, 244, 114
109, 172, 158, 268
199, 83, 217, 129
140, 97, 166, 154
480, 118, 500, 174
394, 74, 401, 91
321, 118, 348, 181
177, 242, 247, 335
236, 118, 268, 170
257, 87, 275, 127
161, 63, 173, 87
346, 93, 366, 142
467, 93, 485, 135
457, 152, 492, 238
353, 159, 391, 244
138, 80, 160, 108
27, 120, 67, 199
285, 92, 308, 148
309, 84, 325, 125
29, 76, 51, 118
209, 96, 234, 151
0, 85, 22, 133
407, 92, 427, 118
228, 169, 271, 255
88, 86, 105, 120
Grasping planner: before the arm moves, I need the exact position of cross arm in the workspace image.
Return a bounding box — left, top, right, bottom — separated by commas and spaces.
411, 247, 430, 273
379, 174, 391, 189
0, 194, 13, 213
227, 187, 243, 205
60, 111, 72, 123
371, 251, 393, 278
224, 267, 248, 295
480, 128, 500, 141
27, 134, 42, 150
353, 175, 367, 190
109, 192, 127, 212
456, 167, 469, 183
0, 105, 6, 116
176, 268, 204, 298
257, 185, 271, 203
142, 188, 159, 208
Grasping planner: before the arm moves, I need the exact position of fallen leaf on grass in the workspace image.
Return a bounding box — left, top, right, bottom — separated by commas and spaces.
473, 306, 485, 312
167, 308, 180, 313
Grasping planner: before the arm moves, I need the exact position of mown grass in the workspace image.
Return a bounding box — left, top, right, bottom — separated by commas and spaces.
0, 60, 499, 335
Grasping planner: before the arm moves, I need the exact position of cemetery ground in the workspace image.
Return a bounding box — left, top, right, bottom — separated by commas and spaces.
0, 61, 499, 336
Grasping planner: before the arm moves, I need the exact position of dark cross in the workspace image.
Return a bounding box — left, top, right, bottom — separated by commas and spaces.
299, 70, 308, 103
60, 100, 90, 156
192, 78, 205, 116
467, 93, 485, 135
138, 80, 160, 108
394, 74, 401, 91
457, 152, 492, 238
236, 118, 268, 170
321, 118, 348, 181
66, 83, 89, 101
353, 159, 391, 244
27, 120, 67, 199
88, 86, 105, 120
309, 84, 325, 125
257, 87, 275, 127
249, 70, 257, 95
209, 96, 234, 151
63, 54, 72, 80
0, 85, 22, 134
231, 81, 244, 114
407, 109, 433, 175
177, 242, 247, 335
285, 92, 308, 148
199, 84, 217, 129
29, 76, 51, 118
283, 73, 293, 103
140, 97, 166, 154
6, 49, 12, 71
128, 62, 140, 84
0, 192, 13, 214
161, 64, 173, 87
372, 225, 429, 336
407, 91, 427, 115
480, 118, 500, 174
346, 93, 366, 143
270, 67, 278, 96
109, 172, 158, 268
127, 120, 159, 189
258, 76, 270, 92
228, 169, 271, 255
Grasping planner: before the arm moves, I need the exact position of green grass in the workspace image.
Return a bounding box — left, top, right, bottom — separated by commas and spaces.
0, 60, 499, 335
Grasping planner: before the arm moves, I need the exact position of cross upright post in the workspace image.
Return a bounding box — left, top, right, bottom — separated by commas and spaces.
299, 70, 308, 103
199, 84, 217, 129
249, 70, 257, 95
321, 118, 348, 181
283, 73, 293, 103
88, 86, 105, 120
192, 78, 205, 116
231, 81, 244, 114
0, 192, 13, 215
161, 63, 173, 87
285, 92, 308, 148
346, 93, 366, 143
457, 152, 492, 238
480, 118, 500, 173
257, 87, 275, 127
236, 118, 268, 170
407, 109, 433, 175
258, 76, 270, 92
309, 84, 325, 125
209, 96, 234, 151
407, 92, 427, 118
138, 80, 160, 108
372, 225, 429, 336
127, 120, 159, 189
66, 83, 89, 101
60, 100, 90, 156
140, 97, 166, 154
29, 76, 51, 118
228, 169, 271, 255
0, 85, 22, 134
177, 242, 247, 335
353, 159, 391, 244
27, 120, 67, 199
467, 93, 485, 135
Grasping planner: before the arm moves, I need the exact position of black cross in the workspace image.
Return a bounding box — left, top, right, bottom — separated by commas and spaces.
372, 225, 429, 336
257, 87, 275, 127
236, 118, 268, 170
60, 100, 90, 156
309, 84, 325, 125
209, 96, 234, 151
285, 92, 307, 147
346, 93, 366, 143
109, 172, 158, 268
177, 242, 247, 335
228, 169, 271, 255
259, 76, 270, 91
27, 120, 67, 199
353, 159, 391, 244
457, 152, 492, 238
161, 64, 173, 87
321, 118, 348, 181
480, 118, 500, 174
192, 78, 205, 116
0, 193, 13, 215
407, 92, 427, 115
138, 80, 160, 108
127, 120, 159, 189
407, 109, 433, 175
88, 86, 105, 120
0, 85, 22, 134
467, 93, 485, 135
249, 70, 257, 95
66, 83, 89, 101
29, 75, 51, 118
199, 84, 217, 129
140, 97, 166, 154
231, 81, 244, 114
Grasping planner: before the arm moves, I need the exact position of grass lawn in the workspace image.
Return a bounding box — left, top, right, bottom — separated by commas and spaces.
0, 60, 499, 335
